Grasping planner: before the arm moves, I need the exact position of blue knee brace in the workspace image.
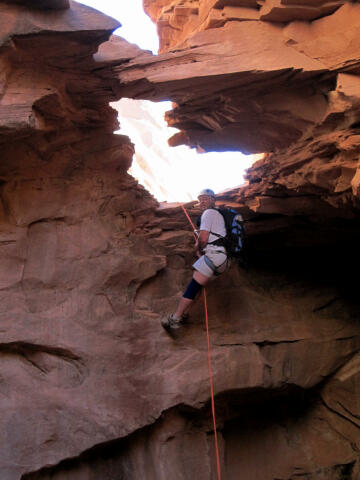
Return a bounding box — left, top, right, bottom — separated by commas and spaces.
183, 278, 202, 300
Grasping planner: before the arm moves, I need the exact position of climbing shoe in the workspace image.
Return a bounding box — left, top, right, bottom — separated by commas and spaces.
161, 314, 182, 333
181, 312, 190, 322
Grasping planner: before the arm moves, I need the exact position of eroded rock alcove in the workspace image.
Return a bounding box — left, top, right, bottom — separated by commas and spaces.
1, 1, 360, 479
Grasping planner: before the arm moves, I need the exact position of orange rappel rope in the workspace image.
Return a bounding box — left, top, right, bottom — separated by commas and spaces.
180, 203, 197, 238
179, 202, 222, 480
203, 288, 222, 480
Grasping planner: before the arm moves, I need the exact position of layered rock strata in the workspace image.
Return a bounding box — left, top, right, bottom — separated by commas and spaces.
106, 0, 360, 250
144, 0, 346, 52
0, 1, 360, 480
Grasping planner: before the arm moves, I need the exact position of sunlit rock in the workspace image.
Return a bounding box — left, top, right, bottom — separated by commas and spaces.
0, 0, 360, 479
111, 0, 360, 217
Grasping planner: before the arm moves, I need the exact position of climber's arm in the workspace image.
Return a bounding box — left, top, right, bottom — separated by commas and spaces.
196, 230, 210, 257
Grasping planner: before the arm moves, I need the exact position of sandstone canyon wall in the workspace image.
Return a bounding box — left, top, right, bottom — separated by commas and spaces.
1, 1, 360, 479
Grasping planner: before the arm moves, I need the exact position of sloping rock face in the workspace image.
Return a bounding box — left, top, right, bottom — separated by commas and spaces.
1, 1, 360, 480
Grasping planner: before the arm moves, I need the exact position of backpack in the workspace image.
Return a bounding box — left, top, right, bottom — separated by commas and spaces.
197, 208, 247, 263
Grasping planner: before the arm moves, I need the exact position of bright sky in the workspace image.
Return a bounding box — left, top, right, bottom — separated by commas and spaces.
78, 0, 159, 53
77, 0, 255, 201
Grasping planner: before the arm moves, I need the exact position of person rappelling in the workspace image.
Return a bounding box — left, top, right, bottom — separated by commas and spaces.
162, 188, 245, 333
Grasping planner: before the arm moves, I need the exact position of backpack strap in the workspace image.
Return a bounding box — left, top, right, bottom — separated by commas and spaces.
207, 232, 226, 246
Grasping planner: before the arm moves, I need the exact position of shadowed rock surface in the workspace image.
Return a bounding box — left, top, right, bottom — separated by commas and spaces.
0, 0, 360, 479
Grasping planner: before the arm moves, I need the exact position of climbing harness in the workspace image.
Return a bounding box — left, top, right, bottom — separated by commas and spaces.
181, 203, 228, 275
180, 202, 222, 480
204, 252, 228, 276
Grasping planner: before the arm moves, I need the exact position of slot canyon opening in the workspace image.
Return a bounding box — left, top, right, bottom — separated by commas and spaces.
113, 98, 255, 202
79, 0, 256, 202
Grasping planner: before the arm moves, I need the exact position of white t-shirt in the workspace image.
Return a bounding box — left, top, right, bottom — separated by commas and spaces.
200, 209, 226, 246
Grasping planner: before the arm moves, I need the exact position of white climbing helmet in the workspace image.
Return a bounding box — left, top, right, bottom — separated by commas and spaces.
198, 188, 215, 199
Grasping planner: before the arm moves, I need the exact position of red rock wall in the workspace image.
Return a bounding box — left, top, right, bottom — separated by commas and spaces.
116, 2, 360, 218
1, 1, 360, 480
144, 0, 346, 53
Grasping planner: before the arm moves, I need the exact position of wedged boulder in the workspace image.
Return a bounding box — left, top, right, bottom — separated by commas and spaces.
114, 21, 329, 154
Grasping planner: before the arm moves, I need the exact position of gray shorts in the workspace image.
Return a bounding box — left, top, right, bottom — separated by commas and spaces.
193, 249, 228, 279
